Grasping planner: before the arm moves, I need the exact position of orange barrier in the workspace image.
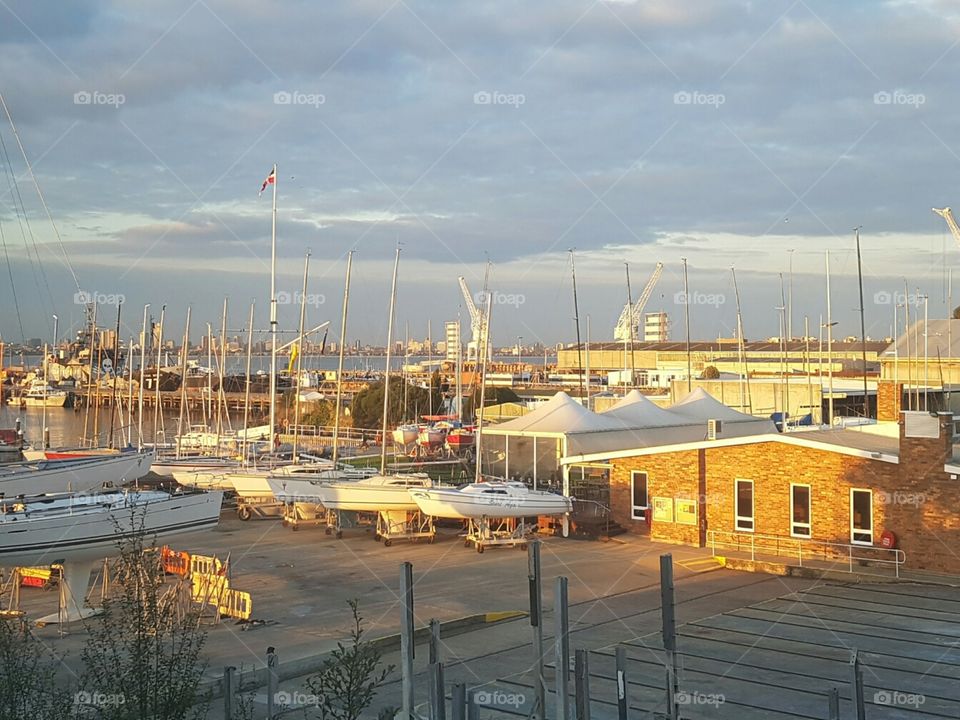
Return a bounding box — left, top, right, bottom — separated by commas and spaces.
161, 547, 191, 577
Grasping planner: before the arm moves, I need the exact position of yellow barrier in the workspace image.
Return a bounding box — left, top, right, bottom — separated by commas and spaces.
191, 572, 229, 606
189, 553, 225, 577
218, 588, 253, 620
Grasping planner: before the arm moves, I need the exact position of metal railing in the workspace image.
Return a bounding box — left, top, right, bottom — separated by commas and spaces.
706, 530, 906, 578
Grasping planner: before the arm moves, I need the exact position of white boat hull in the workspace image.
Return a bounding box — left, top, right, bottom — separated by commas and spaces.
290, 474, 431, 512
410, 487, 572, 519
154, 457, 239, 478
225, 461, 339, 498
19, 395, 68, 408
0, 452, 154, 497
0, 490, 223, 567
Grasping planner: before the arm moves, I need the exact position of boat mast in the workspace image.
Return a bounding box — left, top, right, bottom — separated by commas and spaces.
153, 305, 165, 447
569, 249, 585, 402
455, 308, 463, 422
41, 342, 49, 448
241, 301, 255, 461
215, 297, 228, 450
474, 291, 493, 483
854, 226, 870, 418
625, 262, 636, 390
731, 267, 748, 412
138, 304, 149, 450
380, 247, 401, 475
825, 252, 835, 425
82, 302, 97, 446
331, 251, 353, 467
108, 301, 122, 449
269, 163, 279, 452
175, 307, 191, 460
292, 251, 310, 462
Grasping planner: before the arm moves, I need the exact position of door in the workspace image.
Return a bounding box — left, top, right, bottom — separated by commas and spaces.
850, 489, 873, 545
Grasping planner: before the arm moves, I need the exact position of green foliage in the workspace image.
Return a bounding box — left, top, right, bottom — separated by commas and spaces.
702, 365, 720, 379
304, 600, 394, 720
301, 399, 338, 427
78, 520, 209, 720
462, 386, 520, 420
0, 617, 72, 720
351, 377, 442, 429
953, 306, 960, 320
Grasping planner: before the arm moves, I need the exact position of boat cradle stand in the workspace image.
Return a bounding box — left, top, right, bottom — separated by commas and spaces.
280, 501, 335, 531
236, 496, 284, 521
464, 517, 534, 553
374, 510, 435, 547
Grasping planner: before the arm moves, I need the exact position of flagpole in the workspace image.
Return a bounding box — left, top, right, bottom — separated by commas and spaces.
269, 163, 278, 452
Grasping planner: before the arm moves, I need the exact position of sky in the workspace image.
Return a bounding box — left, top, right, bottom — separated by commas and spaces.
1, 0, 960, 350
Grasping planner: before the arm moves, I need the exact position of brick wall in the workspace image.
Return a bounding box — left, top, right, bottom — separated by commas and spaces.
608, 414, 960, 574
877, 381, 902, 422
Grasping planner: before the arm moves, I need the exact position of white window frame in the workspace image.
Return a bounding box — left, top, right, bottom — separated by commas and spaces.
630, 471, 648, 520
790, 483, 812, 538
850, 488, 873, 545
735, 478, 755, 532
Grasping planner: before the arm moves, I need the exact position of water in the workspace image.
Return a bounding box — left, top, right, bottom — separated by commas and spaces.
0, 404, 242, 449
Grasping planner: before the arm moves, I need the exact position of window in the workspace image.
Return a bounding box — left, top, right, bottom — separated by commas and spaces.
631, 471, 648, 520
790, 484, 811, 538
850, 489, 873, 545
735, 479, 754, 532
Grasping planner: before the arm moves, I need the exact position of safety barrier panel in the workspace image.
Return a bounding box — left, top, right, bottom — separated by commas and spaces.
160, 547, 191, 577
218, 588, 253, 620
190, 553, 226, 577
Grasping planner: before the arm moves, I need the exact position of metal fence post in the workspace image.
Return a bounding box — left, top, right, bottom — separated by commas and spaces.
555, 576, 570, 720
452, 683, 466, 720
660, 555, 679, 720
574, 649, 591, 720
401, 562, 415, 720
266, 647, 278, 720
616, 646, 628, 720
528, 539, 546, 720
850, 650, 866, 720
827, 687, 840, 720
222, 665, 235, 720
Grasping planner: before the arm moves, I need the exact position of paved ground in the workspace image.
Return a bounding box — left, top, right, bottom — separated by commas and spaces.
11, 509, 959, 718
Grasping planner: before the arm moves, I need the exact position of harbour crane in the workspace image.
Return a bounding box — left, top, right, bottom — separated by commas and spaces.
614, 262, 664, 341
458, 276, 488, 361
933, 207, 960, 248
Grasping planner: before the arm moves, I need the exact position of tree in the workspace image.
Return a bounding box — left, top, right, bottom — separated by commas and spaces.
78, 520, 209, 720
701, 365, 720, 379
953, 306, 960, 320
301, 399, 339, 428
350, 377, 439, 429
462, 386, 520, 420
0, 616, 72, 720
303, 600, 394, 720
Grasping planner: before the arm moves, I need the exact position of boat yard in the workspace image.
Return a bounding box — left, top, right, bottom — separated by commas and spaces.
2, 509, 955, 718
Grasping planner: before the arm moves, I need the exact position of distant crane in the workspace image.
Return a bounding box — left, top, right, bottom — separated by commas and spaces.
458, 275, 488, 361
933, 207, 960, 248
614, 262, 664, 341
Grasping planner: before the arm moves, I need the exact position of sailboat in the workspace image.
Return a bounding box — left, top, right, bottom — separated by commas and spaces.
0, 488, 223, 623
0, 452, 154, 497
409, 481, 572, 519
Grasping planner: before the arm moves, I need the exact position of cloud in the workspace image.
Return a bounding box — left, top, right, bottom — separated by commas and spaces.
0, 0, 958, 343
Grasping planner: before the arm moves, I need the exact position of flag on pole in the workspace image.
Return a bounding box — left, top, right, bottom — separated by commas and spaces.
259, 166, 276, 197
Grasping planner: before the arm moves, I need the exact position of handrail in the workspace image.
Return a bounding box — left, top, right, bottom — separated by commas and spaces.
706, 530, 906, 578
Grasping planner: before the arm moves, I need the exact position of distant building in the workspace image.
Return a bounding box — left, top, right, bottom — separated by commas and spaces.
445, 321, 461, 363
643, 312, 668, 342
